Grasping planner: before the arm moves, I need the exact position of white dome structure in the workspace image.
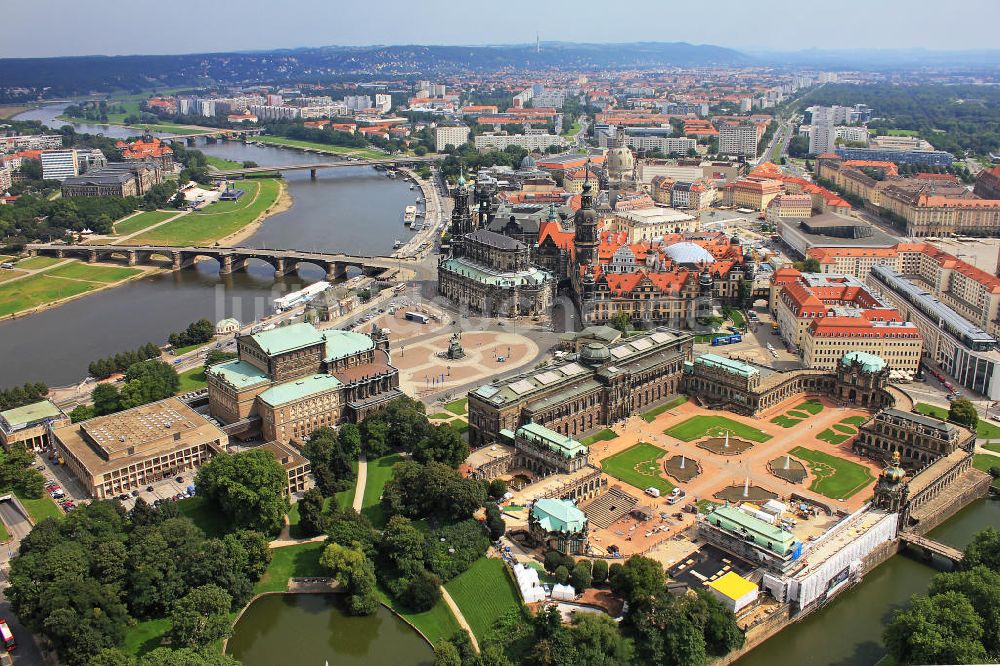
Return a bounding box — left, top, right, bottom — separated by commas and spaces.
664, 242, 715, 265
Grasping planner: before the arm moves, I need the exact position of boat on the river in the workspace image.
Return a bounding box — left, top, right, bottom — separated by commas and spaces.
403, 205, 417, 225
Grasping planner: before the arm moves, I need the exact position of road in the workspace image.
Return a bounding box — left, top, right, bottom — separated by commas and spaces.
0, 500, 45, 665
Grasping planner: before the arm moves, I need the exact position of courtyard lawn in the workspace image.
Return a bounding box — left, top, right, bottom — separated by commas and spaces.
797, 399, 824, 415
771, 415, 803, 428
429, 412, 453, 420
581, 428, 618, 445
790, 446, 875, 499
444, 558, 524, 642
984, 442, 1000, 454
600, 442, 675, 494
176, 495, 229, 538
972, 453, 1000, 488
123, 618, 171, 657
642, 395, 689, 422
452, 420, 469, 435
114, 210, 177, 236
176, 366, 208, 393
45, 262, 142, 283
377, 589, 461, 645
832, 423, 858, 435
817, 428, 850, 445
361, 453, 403, 528
841, 415, 867, 426
132, 179, 281, 246
665, 415, 772, 443
444, 397, 468, 415
254, 135, 385, 159
254, 541, 327, 594
0, 274, 99, 317
15, 256, 61, 270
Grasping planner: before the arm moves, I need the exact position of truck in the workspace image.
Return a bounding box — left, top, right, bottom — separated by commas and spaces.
405, 312, 429, 324
711, 334, 742, 346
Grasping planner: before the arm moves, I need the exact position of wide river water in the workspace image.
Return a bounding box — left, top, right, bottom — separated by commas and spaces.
5, 105, 419, 386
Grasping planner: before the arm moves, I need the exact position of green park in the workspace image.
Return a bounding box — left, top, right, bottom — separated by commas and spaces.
600, 442, 675, 494
790, 446, 875, 499
664, 414, 772, 442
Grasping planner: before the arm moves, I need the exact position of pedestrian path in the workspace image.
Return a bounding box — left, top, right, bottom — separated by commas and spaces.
352, 453, 368, 512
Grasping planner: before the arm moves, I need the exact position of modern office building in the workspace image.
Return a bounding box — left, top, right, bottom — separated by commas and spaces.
40, 149, 79, 181
0, 400, 69, 452
51, 397, 228, 500
835, 147, 954, 166
435, 125, 471, 152
867, 265, 1000, 398
474, 133, 565, 151
718, 122, 760, 158
809, 107, 836, 156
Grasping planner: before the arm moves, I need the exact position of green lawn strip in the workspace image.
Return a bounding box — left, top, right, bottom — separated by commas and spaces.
177, 366, 208, 393
600, 442, 674, 494
335, 459, 360, 511
254, 135, 385, 158
444, 397, 468, 415
983, 442, 1000, 454
915, 403, 1000, 438
787, 410, 810, 419
972, 454, 1000, 488
377, 588, 461, 645
123, 617, 171, 657
770, 415, 803, 428
0, 519, 9, 542
443, 558, 524, 642
45, 262, 142, 283
254, 541, 328, 595
205, 155, 244, 170
0, 274, 99, 317
816, 429, 849, 446
641, 395, 689, 422
452, 420, 469, 435
581, 428, 618, 445
17, 491, 63, 523
132, 179, 280, 246
361, 453, 403, 528
790, 446, 874, 499
727, 310, 746, 327
429, 412, 453, 420
176, 495, 229, 538
797, 400, 824, 415
832, 423, 858, 435
0, 270, 27, 283
171, 340, 214, 356
15, 256, 61, 270
665, 415, 771, 443
841, 415, 867, 427
114, 210, 177, 236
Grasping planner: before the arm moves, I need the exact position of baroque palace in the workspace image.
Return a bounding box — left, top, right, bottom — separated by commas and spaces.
206, 322, 400, 444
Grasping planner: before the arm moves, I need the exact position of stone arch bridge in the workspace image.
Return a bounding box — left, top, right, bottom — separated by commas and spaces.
26, 243, 406, 280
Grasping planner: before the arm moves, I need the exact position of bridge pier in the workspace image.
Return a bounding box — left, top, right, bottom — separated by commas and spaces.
310, 168, 317, 180
171, 252, 183, 271
87, 250, 98, 264
127, 251, 137, 266
326, 262, 349, 281
219, 255, 234, 276
185, 137, 196, 146
273, 258, 289, 277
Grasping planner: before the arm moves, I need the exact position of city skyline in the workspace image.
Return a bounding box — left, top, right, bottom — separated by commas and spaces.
6, 0, 1000, 58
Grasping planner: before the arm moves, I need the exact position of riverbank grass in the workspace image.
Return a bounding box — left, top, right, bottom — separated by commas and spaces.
444, 558, 523, 642
600, 442, 674, 494
15, 256, 60, 270
377, 589, 461, 645
790, 446, 874, 499
0, 273, 99, 317
253, 135, 385, 159
361, 453, 403, 528
664, 415, 771, 442
114, 210, 177, 236
46, 262, 142, 283
131, 178, 281, 246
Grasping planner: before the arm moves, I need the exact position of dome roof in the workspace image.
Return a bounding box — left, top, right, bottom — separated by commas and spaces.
579, 342, 610, 365
606, 146, 635, 180
881, 451, 905, 484
841, 351, 886, 373
664, 242, 715, 265
520, 154, 537, 169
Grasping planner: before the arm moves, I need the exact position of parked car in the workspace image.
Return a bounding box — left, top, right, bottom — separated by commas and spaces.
146, 486, 154, 493
175, 476, 184, 483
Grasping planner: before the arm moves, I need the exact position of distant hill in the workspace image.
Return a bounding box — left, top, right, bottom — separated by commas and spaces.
0, 42, 749, 99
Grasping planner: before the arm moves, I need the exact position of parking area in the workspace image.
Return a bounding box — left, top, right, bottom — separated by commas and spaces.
116, 474, 195, 511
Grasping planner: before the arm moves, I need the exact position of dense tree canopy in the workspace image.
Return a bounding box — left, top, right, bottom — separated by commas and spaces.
195, 449, 290, 535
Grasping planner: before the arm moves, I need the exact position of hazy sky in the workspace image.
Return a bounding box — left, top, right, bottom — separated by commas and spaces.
6, 0, 1000, 58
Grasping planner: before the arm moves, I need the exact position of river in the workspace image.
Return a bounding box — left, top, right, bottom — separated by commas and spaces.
735, 498, 1000, 666
225, 594, 434, 666
4, 106, 419, 386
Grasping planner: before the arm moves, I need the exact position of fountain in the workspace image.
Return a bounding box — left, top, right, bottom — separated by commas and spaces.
743, 477, 749, 498
784, 455, 790, 470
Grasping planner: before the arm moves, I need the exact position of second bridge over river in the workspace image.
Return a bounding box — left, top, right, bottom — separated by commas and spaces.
27, 243, 409, 281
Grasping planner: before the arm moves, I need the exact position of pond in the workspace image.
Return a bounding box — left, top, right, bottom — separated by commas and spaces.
226, 594, 434, 666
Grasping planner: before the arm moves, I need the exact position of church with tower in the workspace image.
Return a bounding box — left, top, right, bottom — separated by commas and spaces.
437, 173, 556, 318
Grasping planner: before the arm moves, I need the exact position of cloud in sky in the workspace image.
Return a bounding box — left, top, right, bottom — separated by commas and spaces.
5, 0, 1000, 58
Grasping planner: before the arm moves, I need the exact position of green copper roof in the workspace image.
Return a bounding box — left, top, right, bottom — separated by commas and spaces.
440, 257, 553, 287
207, 360, 270, 389
696, 353, 759, 379
324, 329, 375, 363
517, 422, 588, 459
532, 498, 587, 534
258, 374, 343, 407
0, 400, 61, 430
250, 322, 325, 355
707, 505, 796, 555
841, 351, 886, 373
